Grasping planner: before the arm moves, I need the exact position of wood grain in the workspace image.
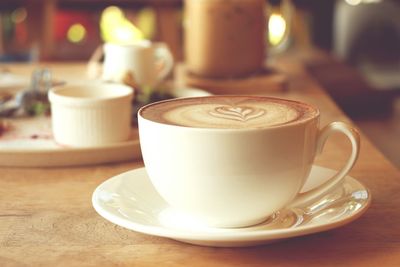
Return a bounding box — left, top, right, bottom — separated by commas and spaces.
0, 51, 399, 266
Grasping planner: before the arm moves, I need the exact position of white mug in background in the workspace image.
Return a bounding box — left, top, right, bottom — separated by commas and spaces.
138, 96, 360, 228
88, 41, 174, 88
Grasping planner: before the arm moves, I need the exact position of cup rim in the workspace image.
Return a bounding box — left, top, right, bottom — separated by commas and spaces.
49, 83, 133, 107
138, 95, 320, 132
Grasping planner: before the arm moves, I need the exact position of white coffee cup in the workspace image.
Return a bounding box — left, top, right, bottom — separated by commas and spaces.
138, 96, 360, 228
102, 41, 174, 88
49, 83, 133, 147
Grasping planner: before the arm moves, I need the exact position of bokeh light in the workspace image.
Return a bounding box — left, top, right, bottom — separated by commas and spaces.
137, 8, 156, 40
100, 6, 144, 44
268, 14, 287, 46
11, 8, 27, 24
67, 23, 86, 43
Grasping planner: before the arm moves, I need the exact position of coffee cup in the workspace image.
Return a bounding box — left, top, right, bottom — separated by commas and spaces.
98, 40, 173, 88
138, 95, 360, 228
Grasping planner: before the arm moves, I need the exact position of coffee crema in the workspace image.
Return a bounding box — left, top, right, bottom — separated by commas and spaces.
140, 96, 317, 129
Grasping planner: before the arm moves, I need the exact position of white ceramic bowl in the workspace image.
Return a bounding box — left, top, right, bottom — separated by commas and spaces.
49, 83, 133, 147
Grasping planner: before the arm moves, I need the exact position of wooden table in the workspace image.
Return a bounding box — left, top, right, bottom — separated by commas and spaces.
1, 50, 399, 266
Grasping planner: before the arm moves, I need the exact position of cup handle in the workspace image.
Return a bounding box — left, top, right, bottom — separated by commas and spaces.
288, 122, 360, 208
86, 44, 104, 79
153, 43, 174, 84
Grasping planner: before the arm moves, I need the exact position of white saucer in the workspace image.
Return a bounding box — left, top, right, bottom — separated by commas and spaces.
92, 166, 371, 247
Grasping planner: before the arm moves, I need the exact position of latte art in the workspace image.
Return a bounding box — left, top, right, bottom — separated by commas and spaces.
209, 106, 266, 122
140, 96, 317, 129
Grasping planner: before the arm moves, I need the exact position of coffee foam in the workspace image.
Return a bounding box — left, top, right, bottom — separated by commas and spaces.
140, 96, 317, 129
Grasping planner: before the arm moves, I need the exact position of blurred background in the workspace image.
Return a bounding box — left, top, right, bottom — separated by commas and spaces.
0, 0, 398, 167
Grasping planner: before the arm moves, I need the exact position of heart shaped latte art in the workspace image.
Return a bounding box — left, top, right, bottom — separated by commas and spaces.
209, 106, 266, 122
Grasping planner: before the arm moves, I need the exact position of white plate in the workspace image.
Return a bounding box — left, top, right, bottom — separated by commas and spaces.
0, 87, 210, 167
0, 72, 29, 92
92, 165, 371, 247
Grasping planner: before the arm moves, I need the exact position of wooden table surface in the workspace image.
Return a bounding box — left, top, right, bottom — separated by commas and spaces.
1, 50, 399, 266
